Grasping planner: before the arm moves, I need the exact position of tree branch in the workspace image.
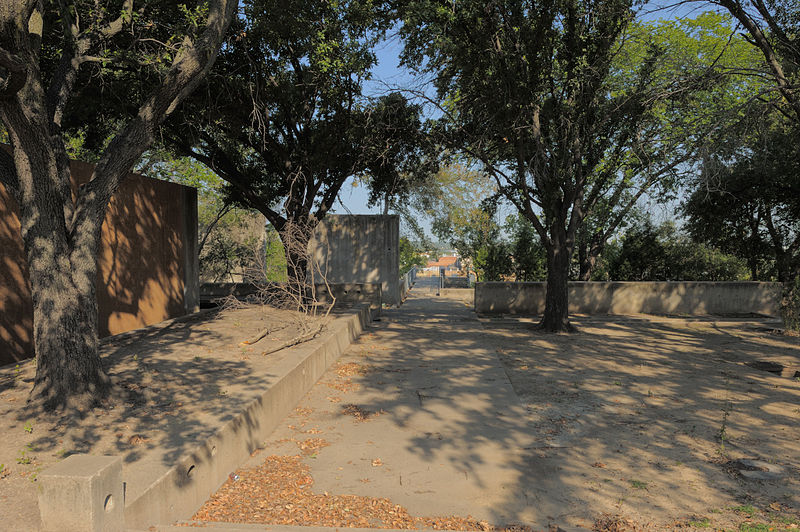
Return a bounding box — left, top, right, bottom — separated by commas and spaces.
0, 147, 19, 195
76, 0, 237, 228
0, 47, 28, 99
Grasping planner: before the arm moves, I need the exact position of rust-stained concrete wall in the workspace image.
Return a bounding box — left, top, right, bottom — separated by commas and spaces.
0, 160, 198, 365
310, 215, 400, 306
475, 281, 781, 317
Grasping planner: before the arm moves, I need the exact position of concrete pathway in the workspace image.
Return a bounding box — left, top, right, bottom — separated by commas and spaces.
179, 285, 559, 530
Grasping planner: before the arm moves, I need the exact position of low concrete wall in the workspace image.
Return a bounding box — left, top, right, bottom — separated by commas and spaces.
443, 276, 469, 288
38, 305, 373, 531
315, 283, 382, 310
475, 282, 781, 316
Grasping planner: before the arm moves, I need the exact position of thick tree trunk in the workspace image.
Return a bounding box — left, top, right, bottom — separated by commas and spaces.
1, 0, 236, 412
28, 249, 109, 410
13, 143, 110, 410
540, 239, 573, 332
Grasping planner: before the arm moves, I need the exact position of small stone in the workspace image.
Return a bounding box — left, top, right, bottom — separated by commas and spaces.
735, 459, 785, 480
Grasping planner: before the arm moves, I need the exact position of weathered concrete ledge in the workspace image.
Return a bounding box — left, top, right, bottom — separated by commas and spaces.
38, 305, 373, 532
155, 524, 489, 532
475, 281, 781, 316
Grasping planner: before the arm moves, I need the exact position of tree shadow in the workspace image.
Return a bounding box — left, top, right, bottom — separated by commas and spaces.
299, 290, 799, 528
0, 162, 195, 366
13, 305, 301, 504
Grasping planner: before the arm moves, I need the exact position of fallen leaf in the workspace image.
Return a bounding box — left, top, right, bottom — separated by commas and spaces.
371, 458, 383, 467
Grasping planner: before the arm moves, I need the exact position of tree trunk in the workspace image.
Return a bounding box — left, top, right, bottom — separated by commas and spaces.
540, 239, 573, 332
28, 248, 109, 410
578, 255, 594, 281
14, 150, 110, 410
579, 243, 604, 281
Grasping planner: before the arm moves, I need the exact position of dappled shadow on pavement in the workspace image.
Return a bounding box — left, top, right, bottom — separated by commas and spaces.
251, 288, 800, 530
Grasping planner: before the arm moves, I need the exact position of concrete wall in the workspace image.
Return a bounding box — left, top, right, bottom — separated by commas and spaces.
0, 160, 198, 365
399, 266, 417, 301
443, 276, 470, 288
475, 281, 781, 316
310, 215, 400, 305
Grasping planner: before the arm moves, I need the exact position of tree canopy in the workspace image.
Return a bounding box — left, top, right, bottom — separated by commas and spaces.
163, 0, 430, 287
399, 0, 750, 330
0, 0, 236, 410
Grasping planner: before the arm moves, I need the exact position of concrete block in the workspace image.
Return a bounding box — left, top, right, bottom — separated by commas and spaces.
310, 215, 400, 305
38, 454, 124, 532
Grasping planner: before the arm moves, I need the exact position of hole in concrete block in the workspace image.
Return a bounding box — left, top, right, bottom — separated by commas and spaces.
104, 494, 114, 513
210, 446, 217, 457
187, 464, 196, 478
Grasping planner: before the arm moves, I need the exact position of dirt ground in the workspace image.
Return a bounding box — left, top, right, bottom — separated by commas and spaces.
486, 315, 800, 530
2, 297, 799, 531
0, 304, 326, 532
189, 310, 800, 532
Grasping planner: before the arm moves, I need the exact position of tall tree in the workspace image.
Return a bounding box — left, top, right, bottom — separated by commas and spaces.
402, 0, 684, 330
708, 0, 800, 123
684, 114, 800, 283
0, 0, 236, 410
164, 0, 428, 293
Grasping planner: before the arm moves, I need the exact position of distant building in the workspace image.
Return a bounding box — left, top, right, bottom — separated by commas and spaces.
424, 255, 461, 272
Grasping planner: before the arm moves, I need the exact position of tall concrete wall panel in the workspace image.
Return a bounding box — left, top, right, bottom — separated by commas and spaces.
475, 281, 781, 316
311, 215, 400, 306
0, 159, 199, 365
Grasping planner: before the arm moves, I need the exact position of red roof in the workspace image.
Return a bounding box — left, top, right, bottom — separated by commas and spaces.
426, 256, 459, 268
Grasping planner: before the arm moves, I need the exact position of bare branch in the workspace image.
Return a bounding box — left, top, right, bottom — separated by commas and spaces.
717, 0, 800, 121
46, 0, 133, 124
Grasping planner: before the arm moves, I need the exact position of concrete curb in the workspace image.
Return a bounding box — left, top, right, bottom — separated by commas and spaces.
151, 522, 586, 532
114, 304, 372, 530
154, 524, 468, 532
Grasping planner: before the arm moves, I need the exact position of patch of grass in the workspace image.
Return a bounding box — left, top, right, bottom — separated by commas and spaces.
688, 518, 711, 528
16, 447, 32, 465
613, 380, 623, 386
23, 421, 33, 434
731, 505, 758, 517
738, 523, 770, 532
629, 479, 648, 489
